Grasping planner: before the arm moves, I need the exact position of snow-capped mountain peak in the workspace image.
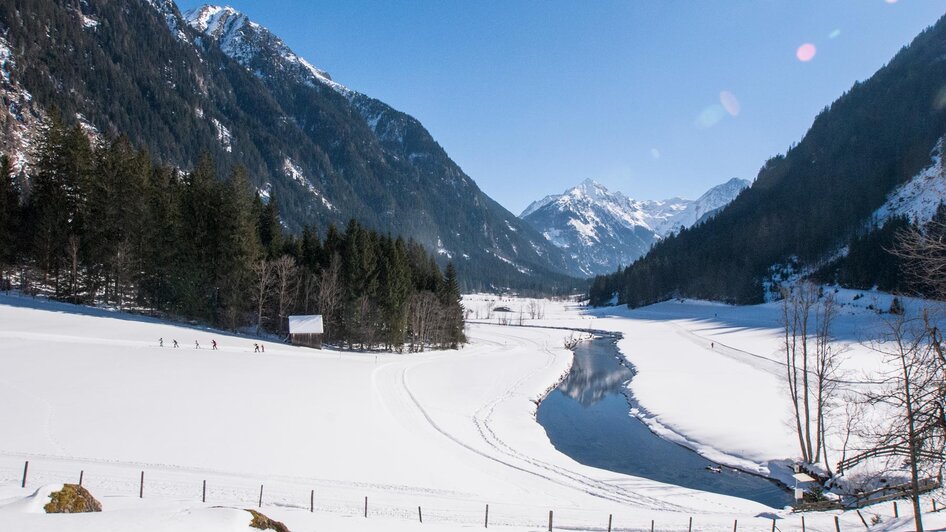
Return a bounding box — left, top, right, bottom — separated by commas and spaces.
183, 5, 349, 94
520, 178, 749, 276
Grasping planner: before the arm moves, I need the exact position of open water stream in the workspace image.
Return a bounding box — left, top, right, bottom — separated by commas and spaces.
536, 337, 793, 508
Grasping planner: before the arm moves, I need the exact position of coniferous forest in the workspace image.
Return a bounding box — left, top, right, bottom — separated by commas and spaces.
0, 115, 465, 351
589, 15, 946, 308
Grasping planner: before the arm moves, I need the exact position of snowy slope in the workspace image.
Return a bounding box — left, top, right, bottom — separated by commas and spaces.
873, 136, 946, 226
520, 178, 748, 276
0, 293, 784, 532
1, 292, 938, 531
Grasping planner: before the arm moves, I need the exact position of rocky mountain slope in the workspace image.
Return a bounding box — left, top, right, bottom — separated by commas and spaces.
520, 178, 748, 276
0, 0, 580, 290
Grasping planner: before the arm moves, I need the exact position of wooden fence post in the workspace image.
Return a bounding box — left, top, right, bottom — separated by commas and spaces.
139, 471, 144, 498
364, 496, 367, 518
79, 470, 84, 487
802, 515, 806, 532
856, 510, 869, 529
485, 504, 489, 528
310, 490, 314, 512
202, 480, 206, 503
651, 519, 654, 532
893, 501, 899, 518
733, 518, 738, 532
771, 518, 776, 532
689, 516, 693, 532
21, 461, 28, 488
834, 515, 841, 532
607, 514, 612, 532
548, 510, 553, 532
418, 506, 423, 523
258, 485, 263, 508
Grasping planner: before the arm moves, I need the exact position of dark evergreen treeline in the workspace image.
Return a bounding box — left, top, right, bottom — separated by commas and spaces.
0, 116, 464, 351
589, 209, 946, 307
816, 205, 946, 295
0, 0, 581, 292
589, 14, 946, 307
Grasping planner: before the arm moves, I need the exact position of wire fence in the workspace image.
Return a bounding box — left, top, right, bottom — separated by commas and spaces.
2, 458, 938, 531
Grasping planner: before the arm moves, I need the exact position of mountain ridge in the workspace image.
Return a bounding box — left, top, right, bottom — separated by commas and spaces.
0, 0, 582, 290
520, 178, 749, 276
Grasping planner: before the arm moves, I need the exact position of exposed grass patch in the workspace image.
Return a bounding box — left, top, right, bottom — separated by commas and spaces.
246, 509, 290, 532
44, 484, 102, 513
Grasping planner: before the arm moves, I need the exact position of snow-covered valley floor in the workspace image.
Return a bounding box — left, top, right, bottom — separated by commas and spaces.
0, 293, 942, 531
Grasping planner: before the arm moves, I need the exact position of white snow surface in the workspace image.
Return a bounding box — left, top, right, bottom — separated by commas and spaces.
80, 15, 99, 30
0, 292, 941, 531
874, 136, 946, 226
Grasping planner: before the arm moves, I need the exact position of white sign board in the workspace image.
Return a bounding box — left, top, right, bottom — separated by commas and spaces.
288, 315, 324, 334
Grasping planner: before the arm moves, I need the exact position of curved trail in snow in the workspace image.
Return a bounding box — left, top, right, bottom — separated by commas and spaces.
392, 325, 691, 511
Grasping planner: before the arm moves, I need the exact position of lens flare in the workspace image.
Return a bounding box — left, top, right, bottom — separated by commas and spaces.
650, 148, 661, 159
828, 29, 841, 39
696, 104, 727, 129
885, 0, 897, 4
720, 91, 741, 116
796, 43, 816, 62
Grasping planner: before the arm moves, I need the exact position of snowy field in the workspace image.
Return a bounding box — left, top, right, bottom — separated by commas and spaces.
0, 292, 942, 531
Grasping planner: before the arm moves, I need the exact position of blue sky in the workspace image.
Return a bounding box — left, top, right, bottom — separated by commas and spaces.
178, 0, 946, 214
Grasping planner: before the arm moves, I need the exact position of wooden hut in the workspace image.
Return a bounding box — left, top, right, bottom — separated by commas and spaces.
288, 315, 324, 349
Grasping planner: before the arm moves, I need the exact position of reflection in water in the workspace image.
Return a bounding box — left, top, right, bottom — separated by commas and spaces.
536, 338, 793, 509
557, 344, 633, 406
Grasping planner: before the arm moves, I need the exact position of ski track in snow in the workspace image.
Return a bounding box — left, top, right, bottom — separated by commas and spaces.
400, 326, 683, 510
0, 294, 801, 531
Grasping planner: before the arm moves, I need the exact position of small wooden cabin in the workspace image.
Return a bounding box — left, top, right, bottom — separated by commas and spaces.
288, 315, 324, 349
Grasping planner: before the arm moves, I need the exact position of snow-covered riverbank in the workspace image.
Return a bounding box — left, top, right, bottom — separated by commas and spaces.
0, 293, 940, 531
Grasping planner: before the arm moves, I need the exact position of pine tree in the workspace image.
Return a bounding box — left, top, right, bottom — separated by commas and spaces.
438, 262, 465, 348
0, 155, 20, 286
216, 166, 263, 328
175, 153, 219, 320
139, 165, 182, 312
258, 193, 283, 259
26, 116, 92, 295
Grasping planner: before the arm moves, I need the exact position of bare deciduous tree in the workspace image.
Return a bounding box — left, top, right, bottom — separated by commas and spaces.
781, 282, 840, 467
408, 291, 437, 352
317, 253, 343, 334
272, 255, 299, 334
814, 292, 843, 474
864, 313, 945, 532
67, 234, 80, 304
251, 259, 273, 333
527, 299, 539, 320
895, 220, 946, 299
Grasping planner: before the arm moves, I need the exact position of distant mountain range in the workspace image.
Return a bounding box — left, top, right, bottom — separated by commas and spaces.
520, 178, 749, 276
0, 0, 582, 290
